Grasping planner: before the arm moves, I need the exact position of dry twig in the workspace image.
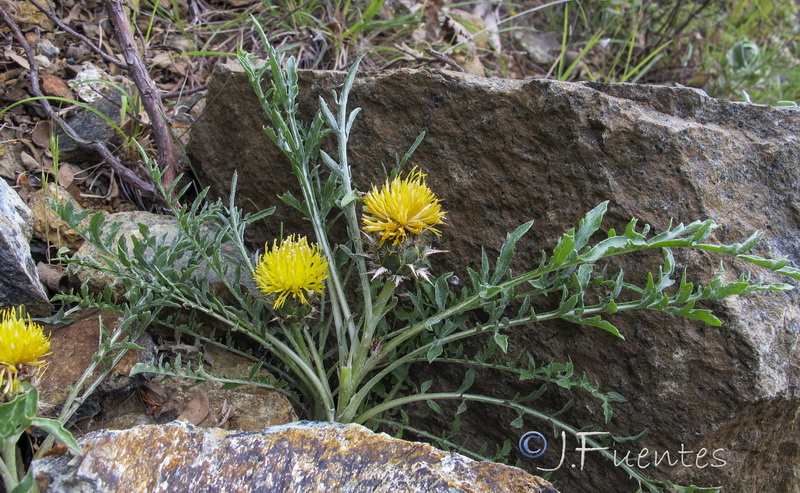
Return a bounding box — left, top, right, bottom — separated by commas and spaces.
101, 0, 182, 192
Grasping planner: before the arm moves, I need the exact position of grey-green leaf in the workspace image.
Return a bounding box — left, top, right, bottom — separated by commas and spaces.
492, 220, 534, 284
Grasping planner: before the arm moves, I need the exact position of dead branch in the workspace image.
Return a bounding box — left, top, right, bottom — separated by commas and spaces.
102, 0, 181, 192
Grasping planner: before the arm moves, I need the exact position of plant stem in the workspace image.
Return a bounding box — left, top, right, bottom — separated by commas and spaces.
171, 289, 336, 420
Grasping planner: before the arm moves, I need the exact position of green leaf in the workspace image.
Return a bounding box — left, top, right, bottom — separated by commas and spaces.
340, 54, 364, 106
607, 391, 627, 403
0, 391, 34, 438
427, 340, 443, 363
610, 427, 649, 444
426, 399, 443, 414
517, 384, 548, 403
108, 341, 146, 351
88, 211, 106, 238
676, 271, 694, 303
491, 221, 534, 284
337, 191, 360, 209
420, 379, 433, 393
735, 254, 790, 270
580, 235, 633, 262
10, 470, 35, 493
550, 229, 577, 266
553, 293, 579, 316
493, 332, 509, 353
737, 255, 800, 280
478, 284, 504, 299
457, 369, 475, 394
345, 108, 362, 136
574, 263, 593, 292
562, 314, 624, 339
480, 248, 490, 281
434, 274, 450, 311
129, 361, 156, 376
667, 484, 722, 493
30, 417, 81, 455
320, 150, 342, 177
398, 132, 426, 168
278, 191, 309, 215
574, 201, 608, 251
664, 304, 722, 326
318, 97, 339, 132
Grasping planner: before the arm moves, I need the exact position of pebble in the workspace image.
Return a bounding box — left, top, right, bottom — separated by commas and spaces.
37, 39, 60, 57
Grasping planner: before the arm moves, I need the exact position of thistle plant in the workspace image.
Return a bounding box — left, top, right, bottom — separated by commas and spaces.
50, 19, 800, 493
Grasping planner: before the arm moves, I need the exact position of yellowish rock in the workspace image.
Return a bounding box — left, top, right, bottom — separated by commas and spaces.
29, 185, 90, 251
33, 421, 558, 492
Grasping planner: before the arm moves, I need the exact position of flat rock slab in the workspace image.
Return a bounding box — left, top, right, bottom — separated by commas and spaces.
33, 421, 557, 492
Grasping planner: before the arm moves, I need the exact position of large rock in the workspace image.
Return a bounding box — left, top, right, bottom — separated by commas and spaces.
33, 421, 556, 492
0, 178, 51, 316
187, 65, 800, 491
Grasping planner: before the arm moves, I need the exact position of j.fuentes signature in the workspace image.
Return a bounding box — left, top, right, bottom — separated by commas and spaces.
519, 431, 727, 471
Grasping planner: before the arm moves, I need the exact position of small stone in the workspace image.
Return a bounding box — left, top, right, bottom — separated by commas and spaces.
56, 82, 126, 157
12, 2, 52, 30
0, 142, 26, 181
39, 73, 69, 97
34, 55, 51, 69
68, 63, 110, 103
36, 39, 60, 57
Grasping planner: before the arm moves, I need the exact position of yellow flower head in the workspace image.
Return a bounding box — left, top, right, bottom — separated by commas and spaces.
254, 235, 329, 309
362, 167, 446, 245
0, 307, 51, 395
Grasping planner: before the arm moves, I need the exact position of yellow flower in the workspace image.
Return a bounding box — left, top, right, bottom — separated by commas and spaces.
0, 307, 51, 395
254, 235, 329, 309
362, 167, 446, 245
